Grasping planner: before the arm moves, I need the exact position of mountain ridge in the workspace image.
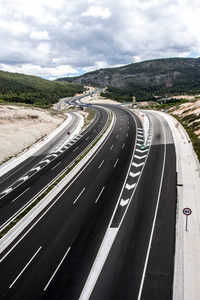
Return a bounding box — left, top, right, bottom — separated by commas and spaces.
57, 57, 200, 101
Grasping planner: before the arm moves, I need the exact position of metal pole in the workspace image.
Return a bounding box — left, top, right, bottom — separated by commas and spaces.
186, 215, 188, 231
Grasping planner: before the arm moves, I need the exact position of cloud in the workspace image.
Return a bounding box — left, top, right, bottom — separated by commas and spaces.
30, 31, 50, 40
82, 6, 111, 19
0, 63, 79, 80
0, 0, 200, 79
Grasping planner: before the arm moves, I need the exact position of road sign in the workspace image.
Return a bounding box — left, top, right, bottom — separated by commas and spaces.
67, 131, 71, 135
183, 207, 192, 215
183, 207, 192, 231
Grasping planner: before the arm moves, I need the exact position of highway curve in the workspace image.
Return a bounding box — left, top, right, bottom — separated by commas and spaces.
0, 106, 108, 230
89, 110, 176, 300
0, 105, 143, 299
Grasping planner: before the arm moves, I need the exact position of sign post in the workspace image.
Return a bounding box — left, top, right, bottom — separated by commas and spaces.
183, 207, 192, 231
67, 131, 71, 142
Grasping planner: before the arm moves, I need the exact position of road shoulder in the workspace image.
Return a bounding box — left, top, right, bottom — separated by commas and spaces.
154, 111, 200, 300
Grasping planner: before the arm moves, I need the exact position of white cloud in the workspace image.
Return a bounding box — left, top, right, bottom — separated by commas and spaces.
82, 6, 111, 19
0, 63, 79, 79
0, 0, 200, 79
30, 31, 50, 40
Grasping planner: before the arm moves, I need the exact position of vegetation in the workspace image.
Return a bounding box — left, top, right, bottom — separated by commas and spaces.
0, 70, 84, 108
152, 100, 200, 162
100, 85, 159, 102
174, 114, 200, 162
58, 57, 200, 102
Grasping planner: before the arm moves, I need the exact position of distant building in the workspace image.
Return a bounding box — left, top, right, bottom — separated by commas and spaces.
132, 96, 137, 108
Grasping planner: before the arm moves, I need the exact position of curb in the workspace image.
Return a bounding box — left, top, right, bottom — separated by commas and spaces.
0, 109, 115, 253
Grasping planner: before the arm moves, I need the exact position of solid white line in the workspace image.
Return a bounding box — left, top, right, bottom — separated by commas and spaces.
110, 145, 114, 151
73, 188, 86, 204
9, 246, 42, 289
114, 159, 119, 168
79, 228, 118, 300
137, 117, 166, 300
44, 247, 71, 291
51, 162, 61, 170
80, 112, 139, 300
0, 108, 116, 261
98, 160, 104, 169
12, 188, 30, 202
73, 146, 79, 152
95, 187, 105, 203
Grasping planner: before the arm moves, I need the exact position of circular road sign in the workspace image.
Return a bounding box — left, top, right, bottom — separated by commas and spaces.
183, 207, 192, 216
67, 131, 71, 135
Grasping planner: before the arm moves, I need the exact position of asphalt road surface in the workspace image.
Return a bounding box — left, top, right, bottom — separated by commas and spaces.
0, 106, 108, 229
0, 106, 176, 300
89, 111, 176, 300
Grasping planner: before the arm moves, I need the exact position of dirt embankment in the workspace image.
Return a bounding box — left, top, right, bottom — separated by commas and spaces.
1, 93, 199, 165
0, 105, 66, 164
168, 99, 200, 138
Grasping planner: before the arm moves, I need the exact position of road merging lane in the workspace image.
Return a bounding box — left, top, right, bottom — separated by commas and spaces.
0, 135, 83, 199
0, 104, 171, 300
80, 122, 152, 300
0, 105, 142, 299
0, 107, 109, 231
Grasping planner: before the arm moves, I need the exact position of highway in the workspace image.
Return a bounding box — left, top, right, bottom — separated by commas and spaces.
88, 111, 176, 300
0, 111, 81, 190
0, 105, 143, 299
0, 106, 108, 230
0, 102, 177, 299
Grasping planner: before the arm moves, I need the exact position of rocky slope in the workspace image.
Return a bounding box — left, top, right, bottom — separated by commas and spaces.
57, 57, 200, 91
0, 105, 66, 163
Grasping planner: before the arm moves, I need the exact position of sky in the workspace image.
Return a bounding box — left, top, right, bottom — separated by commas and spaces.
0, 0, 200, 80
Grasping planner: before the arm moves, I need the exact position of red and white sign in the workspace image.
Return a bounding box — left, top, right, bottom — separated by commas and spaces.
67, 131, 71, 135
183, 207, 192, 216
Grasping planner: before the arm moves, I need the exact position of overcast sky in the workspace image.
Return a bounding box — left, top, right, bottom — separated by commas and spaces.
0, 0, 200, 80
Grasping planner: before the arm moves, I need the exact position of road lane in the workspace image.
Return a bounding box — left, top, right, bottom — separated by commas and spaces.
0, 106, 141, 299
0, 112, 80, 188
0, 106, 108, 229
89, 111, 176, 300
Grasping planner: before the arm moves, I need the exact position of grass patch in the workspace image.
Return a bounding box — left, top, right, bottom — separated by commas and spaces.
172, 114, 200, 162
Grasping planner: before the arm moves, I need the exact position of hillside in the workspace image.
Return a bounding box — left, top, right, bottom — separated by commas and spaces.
57, 58, 200, 101
0, 105, 66, 164
0, 71, 84, 108
167, 99, 200, 161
